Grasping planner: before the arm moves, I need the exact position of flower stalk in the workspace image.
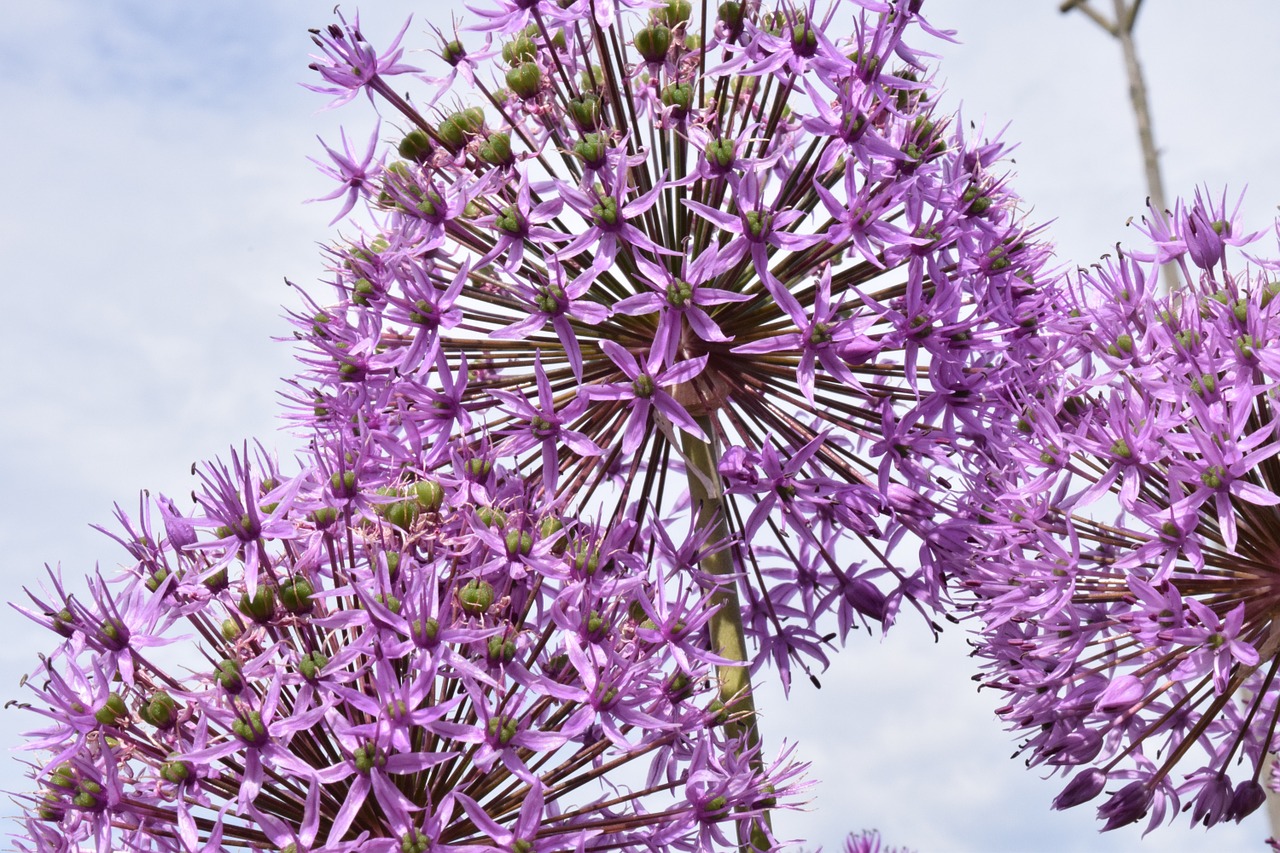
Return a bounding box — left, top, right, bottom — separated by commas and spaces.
682, 416, 771, 848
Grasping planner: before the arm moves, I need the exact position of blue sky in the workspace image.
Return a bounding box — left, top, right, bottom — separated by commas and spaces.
4, 2, 1280, 850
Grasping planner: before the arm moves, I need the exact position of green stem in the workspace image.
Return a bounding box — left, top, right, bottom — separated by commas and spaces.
681, 416, 772, 850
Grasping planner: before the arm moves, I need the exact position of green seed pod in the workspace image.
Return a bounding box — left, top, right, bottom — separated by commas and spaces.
465, 458, 493, 479
215, 655, 241, 691
591, 197, 619, 225
791, 22, 817, 55
401, 828, 430, 853
1262, 280, 1280, 307
37, 791, 65, 821
475, 506, 507, 528
238, 586, 276, 623
479, 131, 514, 167
330, 470, 358, 496
660, 82, 693, 115
459, 579, 495, 615
657, 0, 693, 26
505, 528, 534, 557
1106, 334, 1134, 357
505, 63, 543, 99
374, 594, 402, 615
159, 760, 191, 784
437, 114, 470, 153
385, 499, 421, 531
1201, 466, 1225, 489
73, 791, 100, 809
232, 710, 267, 745
634, 25, 672, 62
279, 578, 315, 614
145, 567, 169, 593
309, 506, 340, 527
94, 692, 129, 727
199, 563, 230, 591
539, 516, 564, 539
666, 671, 693, 702
574, 132, 608, 167
299, 650, 329, 681
385, 551, 401, 581
502, 33, 537, 65
414, 479, 445, 511
140, 691, 178, 728
571, 543, 600, 576
567, 95, 601, 130
49, 763, 77, 790
705, 137, 736, 170
351, 278, 376, 306
414, 616, 440, 644
396, 129, 433, 164
494, 205, 523, 235
441, 39, 466, 66
220, 618, 242, 642
487, 714, 518, 745
487, 634, 517, 664
718, 2, 745, 39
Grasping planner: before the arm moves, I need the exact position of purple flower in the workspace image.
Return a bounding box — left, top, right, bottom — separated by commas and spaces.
585, 340, 708, 454
953, 191, 1280, 832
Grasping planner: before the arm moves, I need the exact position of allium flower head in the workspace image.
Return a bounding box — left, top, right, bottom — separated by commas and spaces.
14, 456, 806, 850
295, 0, 1056, 683
952, 190, 1280, 833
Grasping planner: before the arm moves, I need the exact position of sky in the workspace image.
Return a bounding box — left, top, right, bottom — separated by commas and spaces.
4, 1, 1280, 850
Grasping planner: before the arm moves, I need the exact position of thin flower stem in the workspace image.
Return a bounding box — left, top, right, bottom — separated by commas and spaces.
680, 416, 772, 850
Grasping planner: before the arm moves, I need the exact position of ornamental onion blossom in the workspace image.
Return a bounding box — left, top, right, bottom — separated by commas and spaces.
14, 455, 806, 850
950, 191, 1280, 833
293, 0, 1056, 692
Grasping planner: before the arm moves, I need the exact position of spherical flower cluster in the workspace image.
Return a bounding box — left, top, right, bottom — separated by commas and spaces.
11, 1, 1063, 848
15, 445, 805, 850
297, 0, 1055, 686
951, 189, 1280, 832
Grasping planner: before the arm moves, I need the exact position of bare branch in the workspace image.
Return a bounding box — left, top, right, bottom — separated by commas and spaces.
1059, 0, 1117, 34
